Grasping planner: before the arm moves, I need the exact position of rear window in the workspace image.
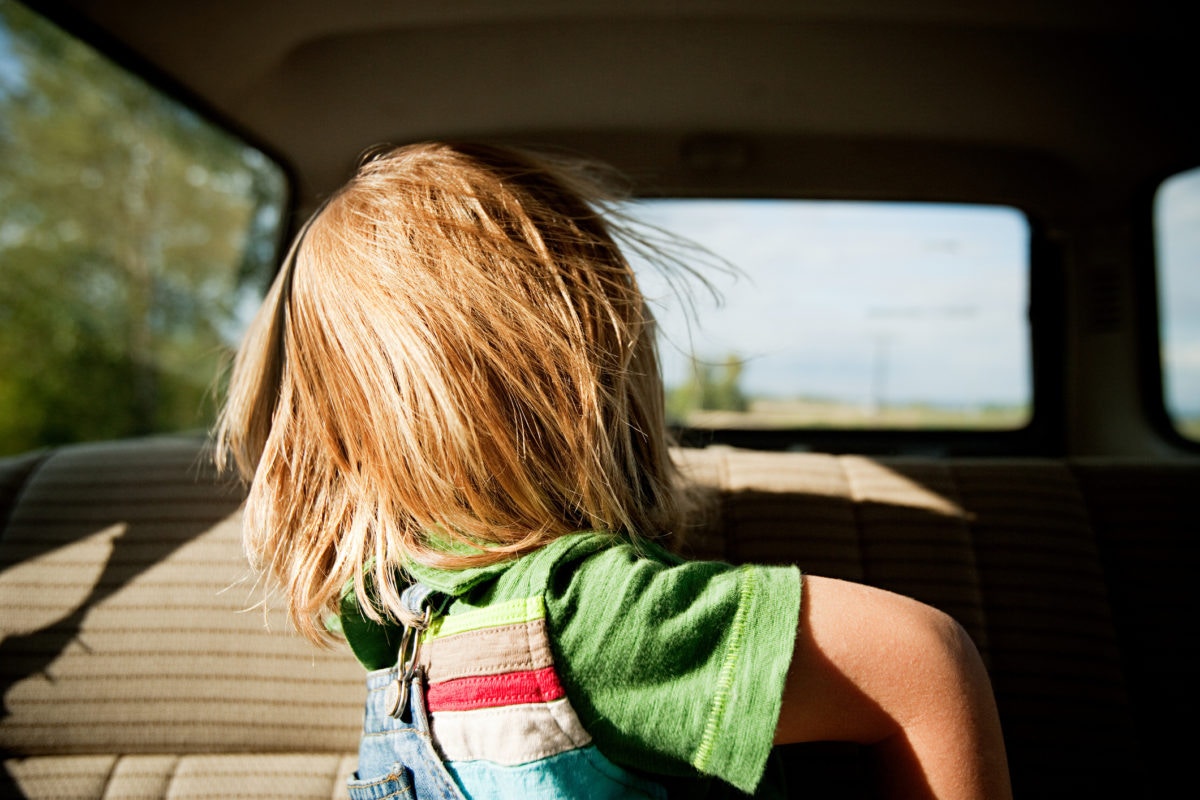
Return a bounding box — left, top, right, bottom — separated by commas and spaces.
0, 0, 287, 455
1155, 166, 1200, 442
625, 199, 1032, 432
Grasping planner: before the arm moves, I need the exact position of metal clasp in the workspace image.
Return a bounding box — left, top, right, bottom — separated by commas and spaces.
385, 604, 433, 719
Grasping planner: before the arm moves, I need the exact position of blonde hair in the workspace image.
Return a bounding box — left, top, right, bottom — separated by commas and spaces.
216, 142, 681, 640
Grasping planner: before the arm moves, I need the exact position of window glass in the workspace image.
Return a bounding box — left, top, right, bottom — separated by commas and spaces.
1155, 166, 1200, 441
0, 0, 287, 455
625, 199, 1032, 430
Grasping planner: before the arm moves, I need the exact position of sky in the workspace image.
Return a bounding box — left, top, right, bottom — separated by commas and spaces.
625, 199, 1032, 410
1156, 167, 1200, 416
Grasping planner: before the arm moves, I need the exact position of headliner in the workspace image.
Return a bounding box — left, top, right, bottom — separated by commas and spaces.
30, 0, 1198, 206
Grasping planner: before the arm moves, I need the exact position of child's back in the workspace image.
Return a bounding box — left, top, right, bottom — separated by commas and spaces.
217, 142, 1012, 799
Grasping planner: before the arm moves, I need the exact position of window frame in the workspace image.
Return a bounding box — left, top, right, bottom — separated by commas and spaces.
647, 196, 1065, 457
1140, 164, 1200, 453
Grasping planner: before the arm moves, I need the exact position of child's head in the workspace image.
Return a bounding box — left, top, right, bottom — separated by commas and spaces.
217, 142, 680, 637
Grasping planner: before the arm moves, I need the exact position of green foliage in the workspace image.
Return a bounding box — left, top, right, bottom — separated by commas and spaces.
666, 354, 749, 422
1176, 416, 1200, 442
0, 0, 285, 454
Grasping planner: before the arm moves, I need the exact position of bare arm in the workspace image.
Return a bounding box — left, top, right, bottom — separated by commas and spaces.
775, 575, 1012, 800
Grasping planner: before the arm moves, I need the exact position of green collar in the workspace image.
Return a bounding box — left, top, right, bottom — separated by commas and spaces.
335, 531, 645, 670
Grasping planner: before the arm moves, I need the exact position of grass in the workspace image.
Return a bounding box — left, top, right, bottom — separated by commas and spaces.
1174, 416, 1200, 441
671, 397, 1030, 430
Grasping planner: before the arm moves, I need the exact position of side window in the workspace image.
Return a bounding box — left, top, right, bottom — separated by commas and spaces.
1155, 166, 1200, 442
0, 1, 287, 455
626, 199, 1032, 432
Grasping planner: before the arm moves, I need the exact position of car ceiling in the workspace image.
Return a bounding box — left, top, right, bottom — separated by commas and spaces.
32, 0, 1199, 209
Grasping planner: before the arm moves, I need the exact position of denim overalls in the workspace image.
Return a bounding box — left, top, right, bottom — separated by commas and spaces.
347, 583, 465, 800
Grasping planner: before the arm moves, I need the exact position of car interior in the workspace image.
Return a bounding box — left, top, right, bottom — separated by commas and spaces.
2, 1, 1197, 798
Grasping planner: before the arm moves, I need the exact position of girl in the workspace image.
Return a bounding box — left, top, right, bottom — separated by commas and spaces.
216, 142, 1011, 799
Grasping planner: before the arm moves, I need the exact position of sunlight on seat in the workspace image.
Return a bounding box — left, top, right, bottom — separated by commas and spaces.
0, 523, 125, 639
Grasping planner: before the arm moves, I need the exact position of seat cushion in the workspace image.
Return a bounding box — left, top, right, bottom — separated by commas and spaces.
3, 753, 358, 799
0, 438, 363, 760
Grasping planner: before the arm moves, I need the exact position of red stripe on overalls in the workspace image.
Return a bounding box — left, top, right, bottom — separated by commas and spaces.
426, 665, 565, 712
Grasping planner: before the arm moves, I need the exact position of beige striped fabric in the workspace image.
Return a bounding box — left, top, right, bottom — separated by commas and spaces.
1, 438, 1194, 799
4, 753, 359, 800
0, 437, 363, 799
0, 450, 45, 535
671, 449, 1143, 797
1070, 459, 1200, 800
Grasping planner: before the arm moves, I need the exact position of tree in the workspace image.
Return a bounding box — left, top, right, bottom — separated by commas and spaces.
0, 0, 285, 454
666, 353, 749, 423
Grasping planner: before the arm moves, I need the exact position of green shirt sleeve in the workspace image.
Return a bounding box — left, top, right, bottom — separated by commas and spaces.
542, 538, 802, 795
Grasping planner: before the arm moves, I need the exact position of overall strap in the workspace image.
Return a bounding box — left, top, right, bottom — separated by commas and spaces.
400, 581, 442, 619
385, 581, 445, 720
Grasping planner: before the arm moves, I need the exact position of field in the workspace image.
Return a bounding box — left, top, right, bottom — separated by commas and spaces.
1177, 417, 1200, 441
673, 397, 1030, 430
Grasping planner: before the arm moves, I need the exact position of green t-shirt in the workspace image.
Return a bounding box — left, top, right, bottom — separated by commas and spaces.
341, 532, 803, 796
